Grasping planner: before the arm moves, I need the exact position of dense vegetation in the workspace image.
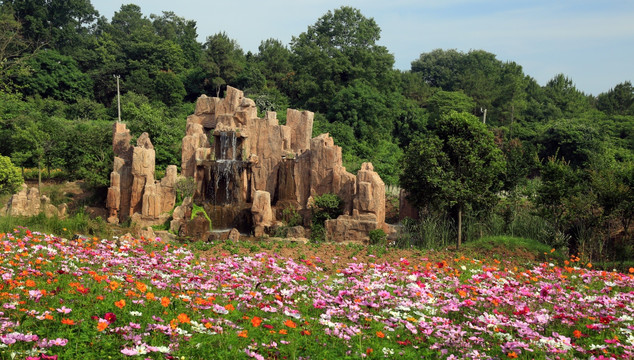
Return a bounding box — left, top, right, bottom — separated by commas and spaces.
0, 2, 632, 262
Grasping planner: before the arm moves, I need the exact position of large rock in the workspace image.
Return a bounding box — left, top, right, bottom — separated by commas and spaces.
286, 109, 313, 153
309, 134, 356, 212
354, 162, 386, 229
181, 122, 208, 178
176, 89, 391, 243
325, 210, 379, 243
170, 197, 192, 233
182, 213, 211, 241
107, 125, 178, 230
251, 190, 273, 227
5, 184, 40, 217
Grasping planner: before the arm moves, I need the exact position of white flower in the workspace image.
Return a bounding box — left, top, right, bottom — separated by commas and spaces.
129, 311, 142, 317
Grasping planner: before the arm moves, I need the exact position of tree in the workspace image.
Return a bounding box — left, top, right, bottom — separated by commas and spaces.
0, 155, 23, 195
0, 6, 34, 90
202, 32, 245, 97
400, 111, 505, 247
544, 74, 590, 118
289, 6, 395, 112
591, 161, 634, 240
411, 48, 463, 89
534, 156, 598, 255
537, 118, 604, 169
3, 0, 98, 55
427, 90, 476, 120
254, 38, 292, 90
597, 81, 634, 115
151, 11, 201, 69
16, 49, 93, 102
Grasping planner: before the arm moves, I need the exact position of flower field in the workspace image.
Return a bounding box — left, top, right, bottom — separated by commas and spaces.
1, 229, 634, 359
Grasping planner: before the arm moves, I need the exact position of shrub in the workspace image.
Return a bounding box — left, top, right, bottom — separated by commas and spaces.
368, 228, 387, 245
281, 205, 302, 227
0, 155, 23, 195
310, 193, 343, 242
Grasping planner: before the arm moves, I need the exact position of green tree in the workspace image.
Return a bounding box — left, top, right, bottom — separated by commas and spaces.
2, 0, 98, 53
400, 111, 505, 247
202, 32, 245, 97
254, 38, 292, 90
535, 156, 592, 254
427, 90, 476, 120
0, 6, 34, 90
591, 161, 634, 240
597, 81, 634, 115
537, 119, 604, 169
289, 6, 395, 112
0, 155, 23, 195
150, 11, 201, 69
16, 49, 93, 102
544, 74, 590, 118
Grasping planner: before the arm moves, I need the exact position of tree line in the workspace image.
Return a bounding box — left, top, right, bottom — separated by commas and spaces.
0, 2, 632, 260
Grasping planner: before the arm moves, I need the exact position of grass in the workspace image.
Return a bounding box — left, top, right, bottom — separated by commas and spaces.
0, 212, 112, 239
463, 235, 567, 262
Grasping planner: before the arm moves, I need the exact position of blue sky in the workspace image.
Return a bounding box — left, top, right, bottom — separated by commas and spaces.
91, 0, 634, 96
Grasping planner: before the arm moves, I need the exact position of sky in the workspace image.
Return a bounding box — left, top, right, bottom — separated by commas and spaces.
90, 0, 634, 96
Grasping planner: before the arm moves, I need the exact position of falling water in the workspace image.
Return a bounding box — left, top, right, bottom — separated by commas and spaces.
209, 131, 242, 204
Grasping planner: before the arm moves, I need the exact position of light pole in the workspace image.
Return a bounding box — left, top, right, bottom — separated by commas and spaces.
114, 75, 121, 122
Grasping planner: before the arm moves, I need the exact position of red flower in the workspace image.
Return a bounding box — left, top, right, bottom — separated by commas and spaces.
104, 312, 116, 324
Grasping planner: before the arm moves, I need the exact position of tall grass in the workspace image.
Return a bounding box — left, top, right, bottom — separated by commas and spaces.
0, 211, 112, 239
396, 214, 454, 249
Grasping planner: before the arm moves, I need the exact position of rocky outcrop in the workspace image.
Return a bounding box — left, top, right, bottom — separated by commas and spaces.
170, 197, 192, 234
354, 162, 385, 227
325, 210, 380, 243
2, 184, 67, 218
309, 134, 356, 212
177, 87, 389, 242
106, 123, 177, 226
3, 184, 40, 216
252, 190, 273, 228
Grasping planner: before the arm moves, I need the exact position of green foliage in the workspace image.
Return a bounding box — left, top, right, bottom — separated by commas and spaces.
597, 81, 634, 115
202, 32, 245, 97
368, 228, 387, 245
16, 49, 93, 102
0, 212, 112, 239
427, 90, 476, 120
401, 111, 505, 213
463, 236, 566, 262
0, 155, 23, 194
281, 205, 302, 227
310, 193, 343, 242
289, 6, 395, 113
397, 215, 454, 250
544, 74, 591, 118
191, 203, 212, 231
175, 177, 195, 204
537, 118, 604, 169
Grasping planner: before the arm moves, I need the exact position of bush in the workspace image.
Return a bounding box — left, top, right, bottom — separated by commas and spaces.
368, 229, 387, 245
0, 155, 23, 195
310, 193, 343, 242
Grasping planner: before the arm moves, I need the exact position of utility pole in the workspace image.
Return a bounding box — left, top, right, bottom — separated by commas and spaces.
482, 108, 487, 124
114, 75, 121, 122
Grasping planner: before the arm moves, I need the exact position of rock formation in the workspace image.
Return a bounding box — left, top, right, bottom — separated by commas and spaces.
104, 85, 388, 242
2, 184, 67, 218
181, 86, 388, 243
106, 123, 177, 226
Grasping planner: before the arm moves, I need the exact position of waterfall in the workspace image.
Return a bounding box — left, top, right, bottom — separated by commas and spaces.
209, 131, 242, 204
